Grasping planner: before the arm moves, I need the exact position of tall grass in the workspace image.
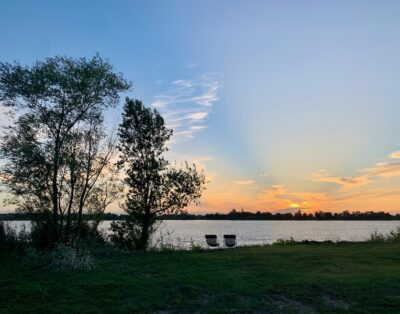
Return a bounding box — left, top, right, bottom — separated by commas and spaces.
367, 226, 400, 243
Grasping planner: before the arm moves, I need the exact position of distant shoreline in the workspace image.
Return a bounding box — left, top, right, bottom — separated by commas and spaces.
2, 210, 400, 221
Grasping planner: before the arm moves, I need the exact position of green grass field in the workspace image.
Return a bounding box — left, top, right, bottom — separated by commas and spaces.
1, 243, 400, 313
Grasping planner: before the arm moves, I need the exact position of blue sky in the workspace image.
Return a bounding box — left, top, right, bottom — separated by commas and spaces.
2, 1, 400, 213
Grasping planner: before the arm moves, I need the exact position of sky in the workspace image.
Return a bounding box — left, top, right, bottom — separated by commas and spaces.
1, 1, 400, 213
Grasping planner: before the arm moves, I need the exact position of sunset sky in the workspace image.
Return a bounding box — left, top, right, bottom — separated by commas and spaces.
2, 1, 400, 213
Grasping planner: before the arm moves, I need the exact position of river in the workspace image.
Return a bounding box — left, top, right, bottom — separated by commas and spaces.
6, 220, 400, 248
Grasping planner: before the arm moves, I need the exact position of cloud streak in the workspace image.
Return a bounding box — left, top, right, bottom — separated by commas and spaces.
151, 73, 221, 143
234, 180, 255, 185
312, 150, 400, 188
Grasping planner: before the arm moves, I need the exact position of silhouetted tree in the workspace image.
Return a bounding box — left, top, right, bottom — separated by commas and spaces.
0, 55, 130, 243
110, 99, 205, 250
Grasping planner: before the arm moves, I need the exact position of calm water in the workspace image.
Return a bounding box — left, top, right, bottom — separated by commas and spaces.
6, 220, 400, 248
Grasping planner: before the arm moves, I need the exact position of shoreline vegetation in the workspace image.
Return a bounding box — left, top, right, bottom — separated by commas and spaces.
2, 209, 400, 221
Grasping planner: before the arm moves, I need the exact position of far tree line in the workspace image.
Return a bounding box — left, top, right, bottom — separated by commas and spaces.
2, 209, 400, 221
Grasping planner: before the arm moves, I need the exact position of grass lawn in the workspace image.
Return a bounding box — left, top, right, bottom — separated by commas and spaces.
1, 243, 400, 313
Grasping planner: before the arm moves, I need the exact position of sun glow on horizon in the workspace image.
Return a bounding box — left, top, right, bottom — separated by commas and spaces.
1, 1, 400, 215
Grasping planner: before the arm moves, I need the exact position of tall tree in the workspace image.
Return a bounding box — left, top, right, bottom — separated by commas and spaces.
0, 55, 130, 243
110, 98, 205, 250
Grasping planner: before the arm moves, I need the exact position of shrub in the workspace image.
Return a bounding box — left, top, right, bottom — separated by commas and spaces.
274, 237, 297, 245
366, 227, 400, 243
0, 221, 6, 245
109, 220, 141, 250
367, 227, 400, 244
367, 230, 386, 243
386, 227, 400, 243
24, 247, 47, 267
0, 221, 30, 254
73, 220, 107, 244
151, 227, 178, 251
188, 238, 203, 251
30, 219, 53, 250
46, 243, 95, 272
273, 238, 334, 245
151, 227, 202, 251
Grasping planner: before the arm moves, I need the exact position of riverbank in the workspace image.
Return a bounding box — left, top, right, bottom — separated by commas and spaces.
1, 242, 400, 313
3, 210, 400, 220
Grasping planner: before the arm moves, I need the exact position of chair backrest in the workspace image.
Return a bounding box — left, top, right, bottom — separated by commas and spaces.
205, 234, 218, 247
224, 234, 236, 247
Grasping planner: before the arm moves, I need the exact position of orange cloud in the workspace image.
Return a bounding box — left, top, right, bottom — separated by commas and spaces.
363, 161, 400, 178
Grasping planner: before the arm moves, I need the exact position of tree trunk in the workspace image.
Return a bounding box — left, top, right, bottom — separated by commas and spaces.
52, 156, 60, 243
52, 132, 62, 243
65, 173, 75, 240
138, 210, 151, 250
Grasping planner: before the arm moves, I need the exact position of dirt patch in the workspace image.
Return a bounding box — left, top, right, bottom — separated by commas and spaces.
271, 294, 316, 313
199, 293, 216, 306
322, 293, 350, 309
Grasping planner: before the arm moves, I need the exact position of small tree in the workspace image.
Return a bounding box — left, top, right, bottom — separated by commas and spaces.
110, 98, 205, 250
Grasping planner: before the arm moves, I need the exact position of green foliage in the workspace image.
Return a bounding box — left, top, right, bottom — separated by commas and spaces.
108, 220, 141, 250
113, 98, 205, 250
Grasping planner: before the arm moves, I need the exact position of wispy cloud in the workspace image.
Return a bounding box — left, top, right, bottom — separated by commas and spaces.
234, 180, 255, 185
190, 125, 206, 130
151, 73, 222, 143
186, 63, 197, 69
363, 161, 400, 178
311, 169, 370, 188
187, 112, 208, 120
312, 150, 400, 188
